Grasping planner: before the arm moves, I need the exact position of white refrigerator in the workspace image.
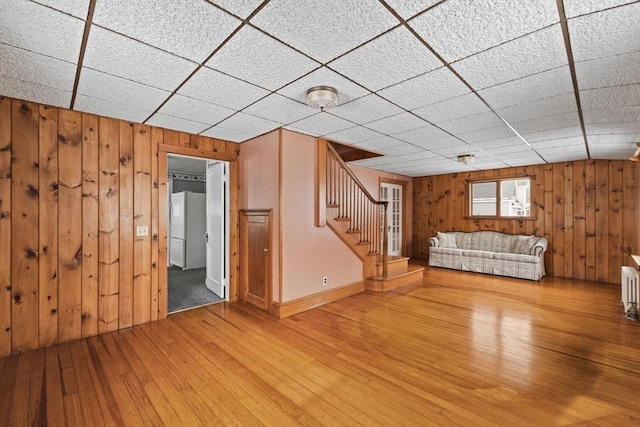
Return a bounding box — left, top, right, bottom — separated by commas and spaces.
169, 191, 206, 270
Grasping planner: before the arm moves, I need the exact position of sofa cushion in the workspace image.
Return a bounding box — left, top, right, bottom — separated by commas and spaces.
437, 231, 457, 248
461, 250, 494, 259
514, 235, 543, 254
430, 247, 462, 255
492, 252, 539, 263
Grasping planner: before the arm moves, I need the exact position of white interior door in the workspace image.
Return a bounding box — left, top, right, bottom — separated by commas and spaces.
206, 161, 226, 298
381, 183, 402, 257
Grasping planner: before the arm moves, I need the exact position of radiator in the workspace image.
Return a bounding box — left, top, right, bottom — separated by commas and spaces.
621, 266, 639, 313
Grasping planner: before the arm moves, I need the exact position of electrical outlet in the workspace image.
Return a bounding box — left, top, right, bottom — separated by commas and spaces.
136, 225, 149, 237
322, 276, 328, 286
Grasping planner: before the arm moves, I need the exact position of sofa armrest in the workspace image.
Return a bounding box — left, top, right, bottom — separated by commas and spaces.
531, 237, 548, 256
429, 237, 439, 247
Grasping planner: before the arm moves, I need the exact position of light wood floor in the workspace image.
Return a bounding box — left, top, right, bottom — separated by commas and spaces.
1, 266, 639, 426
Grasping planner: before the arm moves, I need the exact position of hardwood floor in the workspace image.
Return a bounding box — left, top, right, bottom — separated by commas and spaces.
1, 266, 639, 426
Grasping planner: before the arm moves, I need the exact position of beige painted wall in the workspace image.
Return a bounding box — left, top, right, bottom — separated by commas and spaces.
281, 130, 362, 302
238, 130, 281, 301
349, 164, 414, 257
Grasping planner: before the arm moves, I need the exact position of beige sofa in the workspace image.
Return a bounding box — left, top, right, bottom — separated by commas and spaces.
428, 231, 548, 281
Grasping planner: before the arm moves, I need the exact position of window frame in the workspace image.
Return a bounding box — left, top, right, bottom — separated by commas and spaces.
467, 176, 535, 220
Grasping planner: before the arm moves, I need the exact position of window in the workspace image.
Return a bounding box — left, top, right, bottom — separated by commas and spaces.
470, 177, 531, 218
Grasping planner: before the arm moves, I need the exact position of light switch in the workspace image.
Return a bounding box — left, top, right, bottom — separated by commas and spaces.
136, 225, 149, 237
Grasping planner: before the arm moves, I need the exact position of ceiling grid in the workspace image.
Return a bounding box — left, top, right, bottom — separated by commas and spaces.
0, 0, 637, 176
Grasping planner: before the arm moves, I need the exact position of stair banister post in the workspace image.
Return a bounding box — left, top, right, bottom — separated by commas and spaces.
382, 201, 389, 278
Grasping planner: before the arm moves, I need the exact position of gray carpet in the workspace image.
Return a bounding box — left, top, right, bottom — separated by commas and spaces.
168, 267, 222, 313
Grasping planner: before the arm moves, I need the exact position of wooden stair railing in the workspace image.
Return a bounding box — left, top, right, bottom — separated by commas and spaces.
316, 139, 389, 277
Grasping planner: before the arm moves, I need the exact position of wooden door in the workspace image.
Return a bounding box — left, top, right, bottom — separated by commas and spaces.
240, 210, 272, 312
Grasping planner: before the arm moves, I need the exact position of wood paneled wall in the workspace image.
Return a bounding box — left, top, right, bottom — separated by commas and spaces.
0, 96, 239, 356
412, 160, 638, 284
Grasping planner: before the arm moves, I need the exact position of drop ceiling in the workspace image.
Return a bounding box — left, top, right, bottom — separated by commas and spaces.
1, 0, 639, 176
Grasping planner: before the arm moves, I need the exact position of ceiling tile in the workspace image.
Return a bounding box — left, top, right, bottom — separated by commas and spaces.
34, 0, 90, 18
357, 139, 424, 155
286, 112, 354, 136
452, 25, 567, 90
277, 67, 370, 105
0, 0, 84, 62
251, 0, 397, 63
530, 136, 585, 149
511, 112, 581, 134
93, 0, 240, 63
243, 94, 314, 124
329, 27, 442, 91
496, 93, 578, 124
484, 143, 534, 155
582, 106, 640, 126
157, 94, 235, 125
384, 0, 443, 19
393, 124, 453, 145
569, 2, 640, 61
580, 84, 640, 110
364, 112, 428, 135
590, 146, 638, 160
437, 111, 505, 135
207, 0, 263, 19
179, 67, 269, 110
537, 145, 588, 162
146, 113, 210, 134
412, 93, 490, 124
456, 124, 518, 144
201, 126, 255, 142
77, 94, 160, 123
0, 44, 76, 92
215, 112, 281, 137
564, 0, 637, 18
471, 136, 526, 150
206, 26, 318, 90
325, 126, 384, 144
584, 121, 640, 135
331, 94, 403, 124
588, 134, 640, 145
409, 0, 558, 62
479, 66, 574, 109
521, 126, 583, 143
0, 75, 71, 108
83, 26, 197, 90
378, 67, 470, 110
575, 51, 640, 91
77, 68, 169, 116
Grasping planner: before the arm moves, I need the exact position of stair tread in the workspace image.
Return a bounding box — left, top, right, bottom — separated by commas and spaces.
356, 241, 370, 245
367, 265, 424, 281
346, 230, 361, 234
375, 255, 410, 266
334, 217, 350, 222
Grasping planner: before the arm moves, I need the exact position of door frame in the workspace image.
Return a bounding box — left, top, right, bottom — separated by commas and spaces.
239, 209, 272, 313
158, 144, 238, 319
379, 177, 408, 257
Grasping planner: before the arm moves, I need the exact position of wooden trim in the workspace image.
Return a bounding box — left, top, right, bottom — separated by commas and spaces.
0, 97, 10, 357
272, 280, 364, 319
158, 144, 236, 162
379, 177, 409, 256
316, 138, 327, 227
158, 146, 240, 310
278, 129, 283, 305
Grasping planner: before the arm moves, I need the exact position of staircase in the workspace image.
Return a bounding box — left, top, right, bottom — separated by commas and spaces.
318, 140, 424, 291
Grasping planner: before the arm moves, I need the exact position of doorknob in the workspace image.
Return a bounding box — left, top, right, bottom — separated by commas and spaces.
204, 232, 208, 242
263, 248, 268, 252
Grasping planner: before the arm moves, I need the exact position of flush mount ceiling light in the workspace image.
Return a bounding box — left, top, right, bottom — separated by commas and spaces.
458, 154, 475, 165
306, 86, 338, 111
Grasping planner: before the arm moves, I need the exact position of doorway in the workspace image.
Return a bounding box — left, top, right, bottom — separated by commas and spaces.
380, 182, 403, 257
167, 154, 229, 313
